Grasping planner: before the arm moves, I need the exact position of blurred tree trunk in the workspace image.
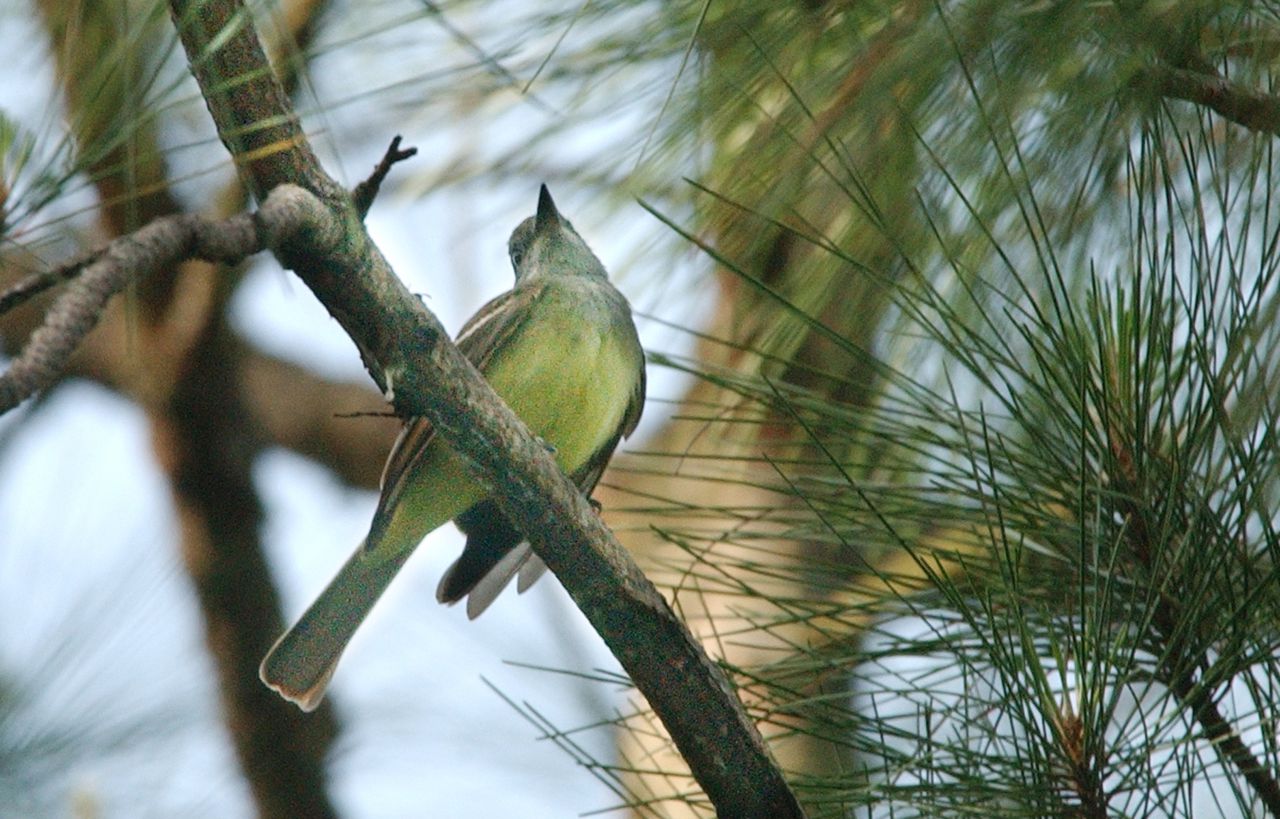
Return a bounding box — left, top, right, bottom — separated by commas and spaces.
30, 2, 356, 816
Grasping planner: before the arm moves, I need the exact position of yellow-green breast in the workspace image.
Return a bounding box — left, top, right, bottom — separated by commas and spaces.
372, 276, 642, 556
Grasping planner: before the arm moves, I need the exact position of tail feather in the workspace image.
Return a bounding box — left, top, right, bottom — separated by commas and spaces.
516, 555, 547, 593
260, 543, 410, 712
443, 542, 530, 620
439, 500, 523, 606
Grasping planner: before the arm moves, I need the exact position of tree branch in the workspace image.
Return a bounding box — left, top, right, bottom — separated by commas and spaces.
169, 1, 333, 203
1151, 63, 1280, 137
0, 274, 397, 488
1108, 429, 1280, 814
165, 0, 805, 814
0, 210, 262, 411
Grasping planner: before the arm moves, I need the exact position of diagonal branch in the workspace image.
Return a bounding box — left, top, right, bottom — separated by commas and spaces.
165, 0, 805, 815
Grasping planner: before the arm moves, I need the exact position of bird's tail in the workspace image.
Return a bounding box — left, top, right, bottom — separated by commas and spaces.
260, 543, 410, 712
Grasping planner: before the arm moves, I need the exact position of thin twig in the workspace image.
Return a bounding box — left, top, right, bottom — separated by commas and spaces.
0, 247, 106, 316
351, 135, 418, 219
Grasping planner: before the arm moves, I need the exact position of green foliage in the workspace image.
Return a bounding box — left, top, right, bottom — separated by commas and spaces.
672, 113, 1280, 814
594, 1, 1280, 815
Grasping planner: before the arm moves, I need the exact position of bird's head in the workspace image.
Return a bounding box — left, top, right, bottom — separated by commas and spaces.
507, 185, 607, 282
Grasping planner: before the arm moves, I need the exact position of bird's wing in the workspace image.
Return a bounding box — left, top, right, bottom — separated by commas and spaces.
367, 284, 543, 549
440, 293, 646, 614
622, 352, 646, 439
444, 354, 644, 613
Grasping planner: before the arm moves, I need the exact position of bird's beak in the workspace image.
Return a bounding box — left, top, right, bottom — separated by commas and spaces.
535, 184, 561, 233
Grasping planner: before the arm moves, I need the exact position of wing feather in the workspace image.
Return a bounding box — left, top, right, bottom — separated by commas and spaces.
367, 284, 544, 550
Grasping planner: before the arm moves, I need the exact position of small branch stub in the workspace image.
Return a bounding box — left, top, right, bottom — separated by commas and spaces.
352, 136, 418, 219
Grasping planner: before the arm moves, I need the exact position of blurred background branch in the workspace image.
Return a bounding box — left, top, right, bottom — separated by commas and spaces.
14, 1, 347, 817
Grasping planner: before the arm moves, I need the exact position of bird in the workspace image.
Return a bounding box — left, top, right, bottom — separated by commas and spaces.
259, 185, 646, 711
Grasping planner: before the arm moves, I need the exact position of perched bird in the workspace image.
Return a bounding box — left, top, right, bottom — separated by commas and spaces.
260, 186, 646, 711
